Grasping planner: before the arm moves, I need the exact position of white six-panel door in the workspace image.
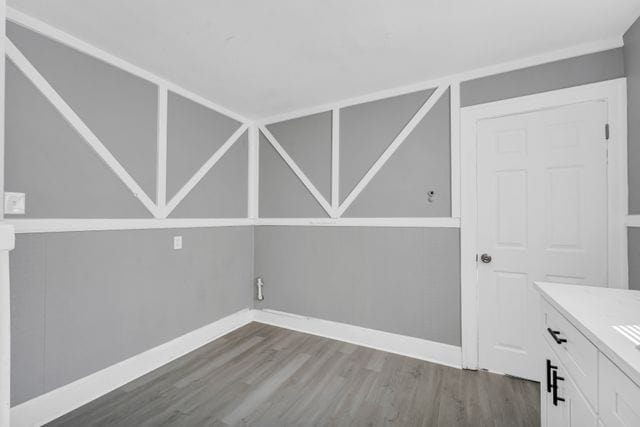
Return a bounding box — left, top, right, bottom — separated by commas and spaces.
477, 101, 608, 381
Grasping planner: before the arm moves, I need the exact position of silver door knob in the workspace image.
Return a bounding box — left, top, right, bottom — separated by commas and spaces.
480, 253, 492, 263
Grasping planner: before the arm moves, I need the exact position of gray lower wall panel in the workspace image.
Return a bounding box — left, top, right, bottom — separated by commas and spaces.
461, 48, 624, 107
254, 226, 461, 346
10, 227, 254, 406
628, 228, 640, 291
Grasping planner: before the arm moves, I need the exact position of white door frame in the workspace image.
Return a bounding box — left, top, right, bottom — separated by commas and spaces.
460, 78, 628, 370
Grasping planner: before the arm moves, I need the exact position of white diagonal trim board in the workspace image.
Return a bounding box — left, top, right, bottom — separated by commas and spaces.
331, 108, 340, 215
6, 7, 251, 124
163, 123, 249, 217
259, 125, 333, 217
6, 38, 161, 218
337, 85, 449, 217
156, 85, 168, 211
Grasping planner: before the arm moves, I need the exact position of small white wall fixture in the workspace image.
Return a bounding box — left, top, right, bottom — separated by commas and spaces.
459, 78, 628, 370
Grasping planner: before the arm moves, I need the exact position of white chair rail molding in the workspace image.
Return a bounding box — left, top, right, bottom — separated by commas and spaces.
1, 1, 640, 426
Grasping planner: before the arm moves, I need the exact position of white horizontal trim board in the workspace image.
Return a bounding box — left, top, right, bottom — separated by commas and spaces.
10, 309, 253, 427
252, 309, 462, 369
255, 217, 460, 227
6, 38, 161, 218
259, 125, 334, 216
257, 37, 622, 125
337, 85, 448, 217
6, 217, 462, 233
6, 7, 250, 124
163, 123, 249, 217
6, 218, 255, 234
625, 215, 640, 227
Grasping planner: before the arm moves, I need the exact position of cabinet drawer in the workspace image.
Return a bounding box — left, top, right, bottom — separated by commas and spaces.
542, 341, 597, 427
542, 300, 598, 409
599, 353, 640, 426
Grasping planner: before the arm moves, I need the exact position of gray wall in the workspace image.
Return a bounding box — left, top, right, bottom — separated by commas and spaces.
259, 133, 330, 218
266, 112, 332, 202
6, 21, 255, 406
339, 89, 434, 204
626, 16, 640, 290
254, 47, 628, 350
7, 21, 159, 204
11, 227, 254, 405
166, 91, 243, 201
461, 48, 624, 107
629, 229, 640, 291
254, 226, 461, 346
343, 89, 450, 217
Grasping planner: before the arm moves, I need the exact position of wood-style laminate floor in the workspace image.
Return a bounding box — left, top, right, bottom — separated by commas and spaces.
48, 322, 539, 426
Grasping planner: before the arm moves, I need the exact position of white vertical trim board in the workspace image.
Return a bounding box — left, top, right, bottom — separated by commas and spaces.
259, 125, 333, 216
6, 7, 251, 124
0, 224, 15, 427
449, 81, 461, 218
10, 309, 253, 427
248, 124, 260, 219
6, 38, 161, 218
252, 309, 462, 369
331, 108, 340, 216
163, 124, 249, 217
459, 78, 629, 370
607, 79, 629, 290
337, 85, 448, 217
156, 85, 168, 212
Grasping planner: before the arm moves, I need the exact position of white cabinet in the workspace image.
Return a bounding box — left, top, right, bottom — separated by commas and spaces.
540, 301, 640, 426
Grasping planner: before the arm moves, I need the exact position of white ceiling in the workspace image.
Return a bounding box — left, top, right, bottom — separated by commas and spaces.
8, 0, 640, 120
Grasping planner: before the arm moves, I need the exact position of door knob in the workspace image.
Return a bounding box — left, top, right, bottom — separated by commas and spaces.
480, 253, 492, 263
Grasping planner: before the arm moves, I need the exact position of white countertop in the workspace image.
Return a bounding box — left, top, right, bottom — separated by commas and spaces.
535, 282, 640, 387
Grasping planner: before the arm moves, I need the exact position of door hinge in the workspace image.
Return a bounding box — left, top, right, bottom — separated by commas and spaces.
605, 123, 610, 140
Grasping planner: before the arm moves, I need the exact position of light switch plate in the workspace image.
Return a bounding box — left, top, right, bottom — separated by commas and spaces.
4, 192, 25, 215
173, 236, 182, 250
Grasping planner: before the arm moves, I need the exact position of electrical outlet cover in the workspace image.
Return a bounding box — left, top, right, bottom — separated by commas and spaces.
173, 236, 182, 250
4, 192, 25, 215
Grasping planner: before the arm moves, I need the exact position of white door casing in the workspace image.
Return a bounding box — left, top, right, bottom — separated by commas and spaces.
476, 101, 608, 380
460, 78, 628, 373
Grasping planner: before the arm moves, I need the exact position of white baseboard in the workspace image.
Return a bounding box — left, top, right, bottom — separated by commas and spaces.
10, 308, 253, 427
251, 309, 462, 369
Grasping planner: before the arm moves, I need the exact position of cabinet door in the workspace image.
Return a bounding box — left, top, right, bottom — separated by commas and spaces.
599, 353, 640, 426
542, 342, 597, 427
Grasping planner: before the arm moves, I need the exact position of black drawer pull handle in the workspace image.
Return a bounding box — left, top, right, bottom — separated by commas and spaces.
552, 370, 566, 406
547, 327, 567, 344
546, 359, 558, 393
